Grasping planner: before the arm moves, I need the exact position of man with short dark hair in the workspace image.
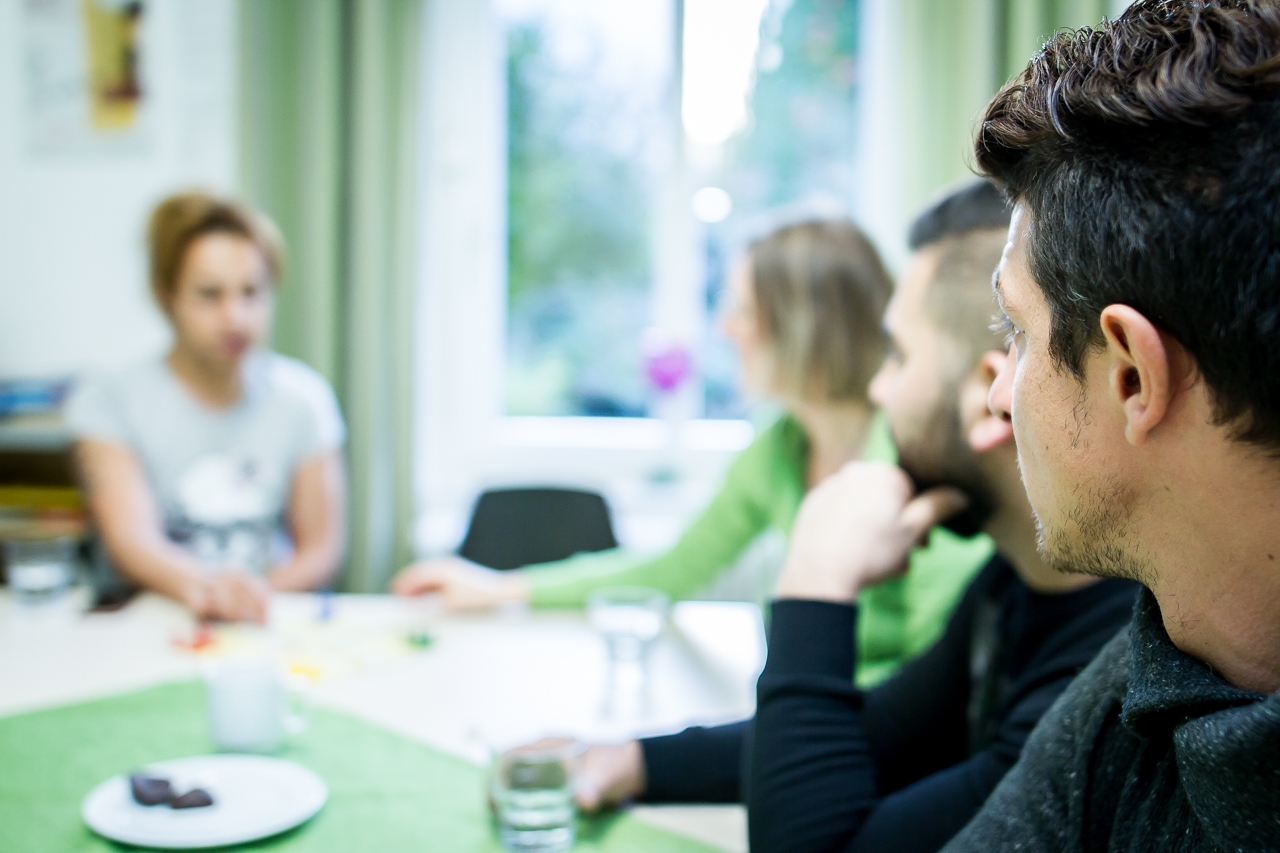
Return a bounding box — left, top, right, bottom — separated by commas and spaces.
934, 1, 1280, 850
565, 181, 1140, 853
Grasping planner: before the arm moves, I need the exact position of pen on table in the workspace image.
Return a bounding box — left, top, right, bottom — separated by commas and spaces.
317, 589, 334, 622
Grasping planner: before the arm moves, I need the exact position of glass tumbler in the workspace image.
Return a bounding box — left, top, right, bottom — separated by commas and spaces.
490, 738, 582, 852
4, 537, 76, 606
586, 586, 670, 719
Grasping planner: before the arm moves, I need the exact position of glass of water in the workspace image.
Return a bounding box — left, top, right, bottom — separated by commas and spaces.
4, 537, 76, 606
587, 586, 670, 719
587, 586, 669, 661
491, 737, 582, 852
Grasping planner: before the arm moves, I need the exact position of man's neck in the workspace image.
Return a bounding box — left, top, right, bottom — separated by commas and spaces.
1139, 452, 1280, 694
983, 458, 1098, 594
789, 399, 873, 486
167, 345, 244, 409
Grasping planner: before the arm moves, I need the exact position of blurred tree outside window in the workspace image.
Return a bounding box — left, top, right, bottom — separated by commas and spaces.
502, 0, 860, 419
699, 0, 860, 420
502, 0, 671, 417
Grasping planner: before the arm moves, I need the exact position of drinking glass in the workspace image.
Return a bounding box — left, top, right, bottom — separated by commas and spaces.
587, 586, 669, 660
4, 537, 76, 606
490, 738, 582, 852
586, 586, 669, 719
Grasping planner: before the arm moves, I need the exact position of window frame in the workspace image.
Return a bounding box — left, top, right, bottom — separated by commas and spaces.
414, 0, 752, 557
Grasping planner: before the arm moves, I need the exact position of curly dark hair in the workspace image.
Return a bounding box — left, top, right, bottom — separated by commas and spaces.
975, 0, 1280, 448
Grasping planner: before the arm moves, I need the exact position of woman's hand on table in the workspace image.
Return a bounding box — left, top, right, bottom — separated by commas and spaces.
186, 569, 271, 624
390, 556, 530, 610
573, 741, 647, 812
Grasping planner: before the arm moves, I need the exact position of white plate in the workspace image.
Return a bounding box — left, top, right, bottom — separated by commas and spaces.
82, 755, 327, 849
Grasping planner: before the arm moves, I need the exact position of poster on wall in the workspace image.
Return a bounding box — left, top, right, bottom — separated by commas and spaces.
23, 0, 152, 156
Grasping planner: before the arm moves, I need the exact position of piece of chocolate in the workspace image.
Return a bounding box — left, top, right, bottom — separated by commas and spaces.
130, 774, 175, 806
170, 788, 215, 809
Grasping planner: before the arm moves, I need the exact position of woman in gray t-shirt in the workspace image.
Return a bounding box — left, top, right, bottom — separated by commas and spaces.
66, 192, 346, 623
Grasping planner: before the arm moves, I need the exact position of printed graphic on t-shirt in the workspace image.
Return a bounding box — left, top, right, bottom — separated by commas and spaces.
167, 451, 281, 573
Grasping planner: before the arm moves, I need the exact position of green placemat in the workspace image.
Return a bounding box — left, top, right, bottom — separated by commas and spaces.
0, 682, 722, 852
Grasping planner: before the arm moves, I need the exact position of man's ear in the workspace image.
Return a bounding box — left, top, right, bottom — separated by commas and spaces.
966, 350, 1014, 453
1097, 305, 1176, 446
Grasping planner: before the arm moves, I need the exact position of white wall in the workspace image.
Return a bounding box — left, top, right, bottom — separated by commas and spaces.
0, 0, 237, 380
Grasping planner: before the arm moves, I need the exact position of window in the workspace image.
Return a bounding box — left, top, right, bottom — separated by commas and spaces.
500, 0, 860, 421
500, 0, 676, 417
415, 0, 863, 554
691, 0, 861, 418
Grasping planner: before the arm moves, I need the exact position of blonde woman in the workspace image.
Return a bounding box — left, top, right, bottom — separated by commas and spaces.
395, 219, 990, 684
67, 192, 346, 623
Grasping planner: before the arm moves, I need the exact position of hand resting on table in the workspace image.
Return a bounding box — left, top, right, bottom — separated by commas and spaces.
391, 556, 530, 611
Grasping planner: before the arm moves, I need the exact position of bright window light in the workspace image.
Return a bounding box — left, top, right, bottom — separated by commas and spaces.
691, 186, 733, 223
681, 0, 770, 146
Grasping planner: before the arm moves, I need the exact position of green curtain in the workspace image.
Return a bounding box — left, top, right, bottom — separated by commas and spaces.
238, 0, 422, 593
892, 0, 1112, 219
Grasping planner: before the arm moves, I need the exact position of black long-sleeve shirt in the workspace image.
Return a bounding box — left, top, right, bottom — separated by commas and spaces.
639, 556, 1139, 853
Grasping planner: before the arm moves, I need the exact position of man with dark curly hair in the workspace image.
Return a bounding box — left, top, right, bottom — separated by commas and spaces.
939, 1, 1280, 849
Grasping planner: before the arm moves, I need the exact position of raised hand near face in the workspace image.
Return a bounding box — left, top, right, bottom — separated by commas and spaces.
775, 461, 969, 604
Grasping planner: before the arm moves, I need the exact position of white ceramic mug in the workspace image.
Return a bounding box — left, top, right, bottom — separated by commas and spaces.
203, 657, 310, 753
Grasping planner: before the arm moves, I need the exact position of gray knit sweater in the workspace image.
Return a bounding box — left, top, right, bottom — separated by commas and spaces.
943, 589, 1280, 852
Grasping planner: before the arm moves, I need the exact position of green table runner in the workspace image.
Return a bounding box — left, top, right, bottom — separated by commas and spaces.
0, 682, 723, 852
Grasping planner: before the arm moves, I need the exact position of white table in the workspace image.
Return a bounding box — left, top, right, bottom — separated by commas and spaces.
0, 589, 763, 852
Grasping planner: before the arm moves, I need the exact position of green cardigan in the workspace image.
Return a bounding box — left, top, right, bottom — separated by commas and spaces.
527, 414, 993, 686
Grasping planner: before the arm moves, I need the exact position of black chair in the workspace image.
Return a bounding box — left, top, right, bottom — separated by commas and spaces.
458, 487, 618, 570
